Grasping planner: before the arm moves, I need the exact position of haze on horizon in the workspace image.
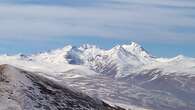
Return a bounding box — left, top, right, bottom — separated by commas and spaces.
0, 0, 194, 57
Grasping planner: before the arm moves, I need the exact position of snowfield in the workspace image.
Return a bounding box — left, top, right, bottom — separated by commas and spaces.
0, 42, 195, 110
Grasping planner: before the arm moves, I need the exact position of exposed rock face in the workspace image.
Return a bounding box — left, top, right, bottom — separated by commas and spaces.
0, 64, 124, 110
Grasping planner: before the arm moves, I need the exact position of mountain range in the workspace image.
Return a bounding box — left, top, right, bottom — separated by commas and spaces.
0, 42, 195, 110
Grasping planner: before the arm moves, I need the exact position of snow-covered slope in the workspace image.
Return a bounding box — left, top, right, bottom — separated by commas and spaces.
25, 41, 195, 77
0, 64, 125, 110
0, 41, 195, 110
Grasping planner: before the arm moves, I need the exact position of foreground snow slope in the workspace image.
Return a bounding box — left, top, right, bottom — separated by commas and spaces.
0, 64, 125, 110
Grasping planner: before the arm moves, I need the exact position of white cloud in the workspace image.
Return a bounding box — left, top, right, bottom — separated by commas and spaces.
0, 0, 194, 43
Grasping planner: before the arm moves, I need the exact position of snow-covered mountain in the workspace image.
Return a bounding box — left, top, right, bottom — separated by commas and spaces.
27, 41, 195, 77
0, 41, 195, 110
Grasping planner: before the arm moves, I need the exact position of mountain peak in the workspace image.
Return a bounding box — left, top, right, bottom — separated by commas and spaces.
81, 44, 96, 49
78, 44, 99, 52
61, 45, 73, 51
130, 41, 142, 48
121, 41, 143, 51
121, 42, 152, 58
171, 54, 186, 61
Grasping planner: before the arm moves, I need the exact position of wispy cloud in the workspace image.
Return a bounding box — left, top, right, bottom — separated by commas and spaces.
0, 0, 194, 43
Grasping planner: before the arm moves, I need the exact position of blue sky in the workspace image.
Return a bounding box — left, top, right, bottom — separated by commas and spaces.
0, 0, 194, 57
